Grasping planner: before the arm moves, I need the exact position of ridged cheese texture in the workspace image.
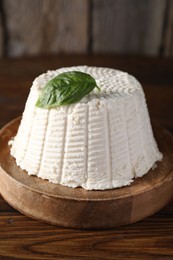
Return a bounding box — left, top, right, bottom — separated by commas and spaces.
10, 66, 163, 190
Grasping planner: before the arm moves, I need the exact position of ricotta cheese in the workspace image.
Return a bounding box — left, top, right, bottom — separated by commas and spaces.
10, 66, 163, 190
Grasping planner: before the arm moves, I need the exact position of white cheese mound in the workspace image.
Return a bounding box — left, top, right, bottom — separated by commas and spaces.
9, 66, 162, 190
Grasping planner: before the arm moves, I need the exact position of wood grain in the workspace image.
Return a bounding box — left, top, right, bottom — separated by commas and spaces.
4, 0, 89, 57
1, 0, 173, 57
0, 209, 173, 260
0, 13, 3, 56
163, 0, 173, 56
0, 55, 173, 259
92, 0, 167, 55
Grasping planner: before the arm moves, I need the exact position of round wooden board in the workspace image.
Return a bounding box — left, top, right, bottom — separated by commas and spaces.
0, 117, 173, 229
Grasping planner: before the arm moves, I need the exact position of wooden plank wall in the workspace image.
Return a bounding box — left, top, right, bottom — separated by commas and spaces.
3, 0, 88, 56
92, 0, 166, 55
0, 0, 172, 57
163, 0, 173, 56
0, 14, 2, 57
0, 0, 3, 57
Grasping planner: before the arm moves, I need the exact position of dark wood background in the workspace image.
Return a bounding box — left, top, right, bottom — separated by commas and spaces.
0, 0, 173, 57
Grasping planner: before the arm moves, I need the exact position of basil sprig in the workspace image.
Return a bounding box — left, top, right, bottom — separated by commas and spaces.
36, 71, 100, 109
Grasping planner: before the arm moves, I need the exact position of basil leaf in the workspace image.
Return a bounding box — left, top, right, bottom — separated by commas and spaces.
36, 71, 100, 109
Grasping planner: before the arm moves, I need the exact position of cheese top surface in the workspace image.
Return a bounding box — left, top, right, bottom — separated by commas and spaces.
10, 66, 162, 190
33, 66, 141, 102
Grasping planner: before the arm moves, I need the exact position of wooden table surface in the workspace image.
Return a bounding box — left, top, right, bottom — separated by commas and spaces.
0, 55, 173, 259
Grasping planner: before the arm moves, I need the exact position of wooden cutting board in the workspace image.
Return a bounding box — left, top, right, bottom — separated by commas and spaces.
0, 117, 173, 229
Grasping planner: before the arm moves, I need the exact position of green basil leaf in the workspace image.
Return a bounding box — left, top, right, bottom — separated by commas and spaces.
35, 71, 100, 109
